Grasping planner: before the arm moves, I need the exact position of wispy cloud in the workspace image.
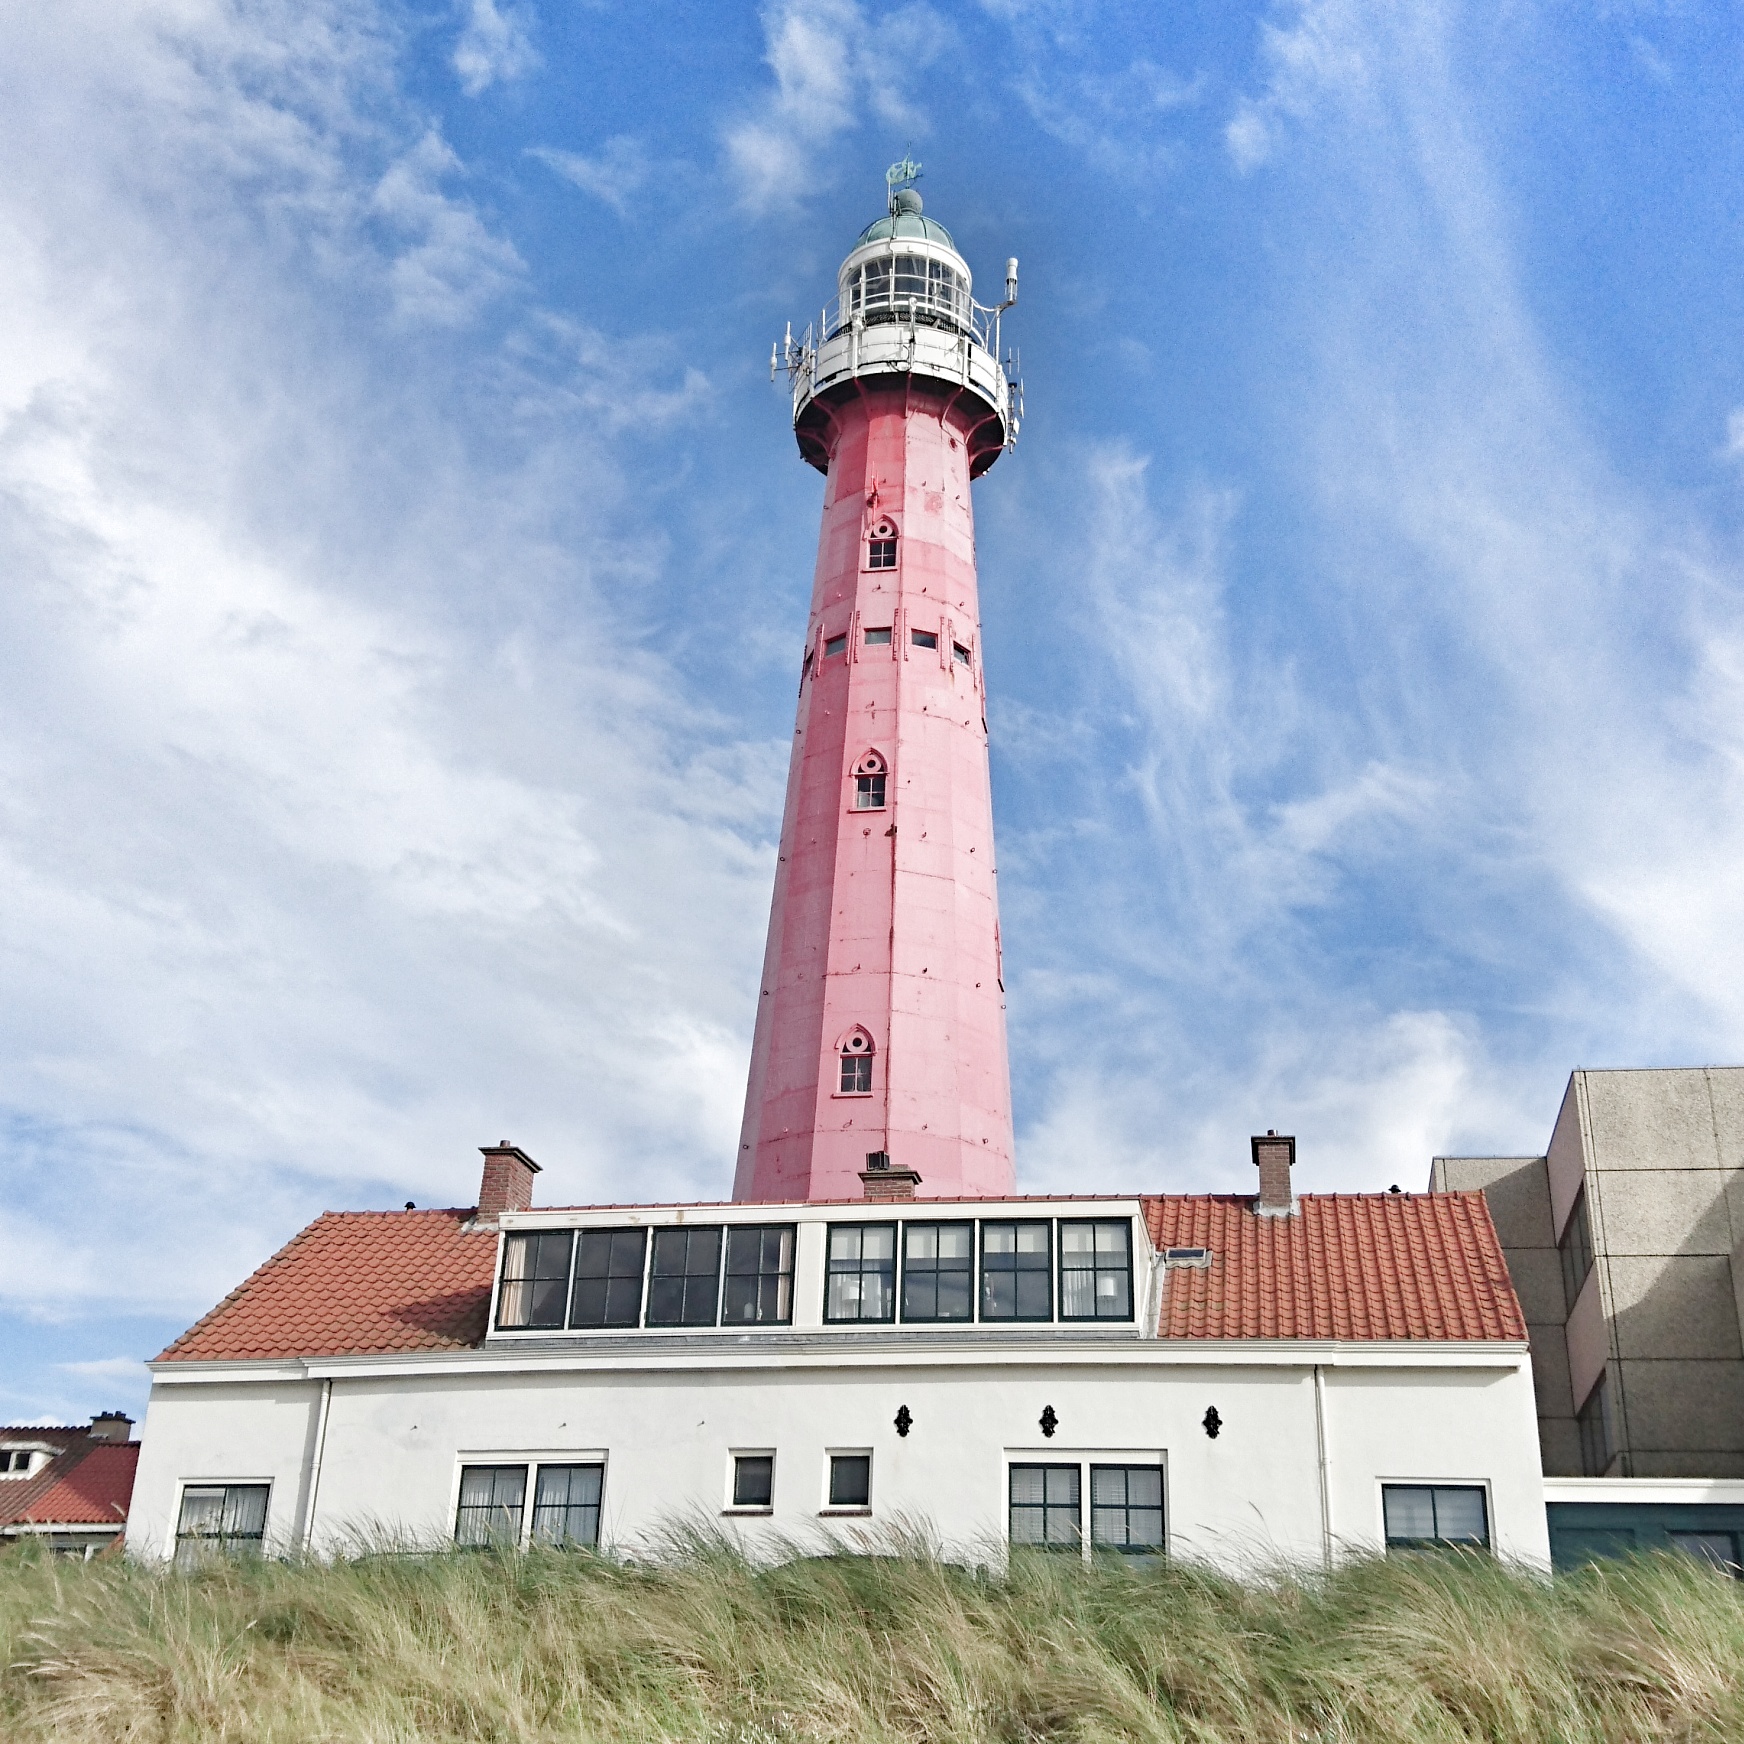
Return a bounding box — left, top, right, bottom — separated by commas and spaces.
530, 135, 653, 217
452, 0, 540, 96
722, 0, 950, 213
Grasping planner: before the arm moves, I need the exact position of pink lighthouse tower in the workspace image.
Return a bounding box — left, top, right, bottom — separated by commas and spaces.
736, 160, 1021, 1204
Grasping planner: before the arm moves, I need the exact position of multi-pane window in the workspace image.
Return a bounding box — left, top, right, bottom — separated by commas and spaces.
840, 1032, 874, 1093
829, 1454, 872, 1507
496, 1232, 573, 1330
1382, 1485, 1489, 1551
1577, 1375, 1613, 1476
981, 1222, 1053, 1320
1009, 1464, 1080, 1549
854, 771, 887, 808
0, 1450, 32, 1474
868, 538, 897, 569
733, 1455, 774, 1508
175, 1483, 269, 1564
902, 1222, 974, 1320
1559, 1189, 1594, 1313
530, 1464, 603, 1548
1089, 1466, 1164, 1553
455, 1465, 527, 1547
569, 1229, 647, 1329
1060, 1221, 1133, 1320
646, 1227, 723, 1327
826, 1224, 896, 1322
722, 1225, 797, 1325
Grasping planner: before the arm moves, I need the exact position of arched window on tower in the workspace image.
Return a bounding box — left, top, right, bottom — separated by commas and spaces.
838, 1028, 875, 1095
851, 750, 887, 810
867, 519, 897, 570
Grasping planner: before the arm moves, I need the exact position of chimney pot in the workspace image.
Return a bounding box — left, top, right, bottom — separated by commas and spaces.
89, 1412, 133, 1443
477, 1143, 541, 1225
1251, 1133, 1297, 1217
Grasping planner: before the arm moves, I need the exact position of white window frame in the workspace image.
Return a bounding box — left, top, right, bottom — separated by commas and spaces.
821, 1448, 874, 1516
725, 1447, 777, 1516
167, 1477, 275, 1562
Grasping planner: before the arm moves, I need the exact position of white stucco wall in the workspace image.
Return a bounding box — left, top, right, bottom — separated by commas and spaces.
128, 1345, 1549, 1571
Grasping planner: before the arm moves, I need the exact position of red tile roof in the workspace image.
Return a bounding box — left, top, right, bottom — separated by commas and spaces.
159, 1209, 496, 1361
0, 1429, 138, 1530
155, 1190, 1526, 1363
1143, 1192, 1525, 1340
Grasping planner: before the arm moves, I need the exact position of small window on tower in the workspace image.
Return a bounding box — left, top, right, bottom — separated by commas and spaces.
824, 633, 847, 658
953, 642, 971, 665
839, 1029, 874, 1094
851, 751, 886, 810
864, 627, 892, 646
868, 539, 897, 569
911, 629, 938, 650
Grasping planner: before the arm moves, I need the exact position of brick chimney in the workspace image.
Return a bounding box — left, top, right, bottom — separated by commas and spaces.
1251, 1131, 1297, 1217
859, 1151, 922, 1202
88, 1411, 133, 1443
477, 1142, 541, 1224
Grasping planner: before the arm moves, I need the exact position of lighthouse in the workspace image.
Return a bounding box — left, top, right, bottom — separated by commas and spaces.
735, 161, 1021, 1204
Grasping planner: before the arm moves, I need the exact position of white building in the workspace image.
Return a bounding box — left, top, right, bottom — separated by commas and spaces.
127, 1139, 1550, 1568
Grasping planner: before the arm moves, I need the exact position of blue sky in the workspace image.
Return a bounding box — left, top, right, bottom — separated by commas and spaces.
4, 0, 1744, 1423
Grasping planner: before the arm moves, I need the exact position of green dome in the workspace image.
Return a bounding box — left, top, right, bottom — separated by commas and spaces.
855, 191, 956, 250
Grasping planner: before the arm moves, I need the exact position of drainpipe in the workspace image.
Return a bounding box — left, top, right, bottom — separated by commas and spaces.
1313, 1364, 1332, 1569
300, 1378, 332, 1556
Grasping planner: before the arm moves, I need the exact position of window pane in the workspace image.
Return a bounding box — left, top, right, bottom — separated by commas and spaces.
1090, 1465, 1164, 1552
840, 1053, 872, 1092
455, 1465, 526, 1547
177, 1487, 226, 1539
569, 1229, 647, 1328
1383, 1486, 1436, 1542
1060, 1220, 1132, 1321
864, 627, 892, 645
176, 1483, 271, 1564
531, 1463, 603, 1548
647, 1227, 723, 1327
825, 633, 847, 656
902, 1222, 974, 1320
497, 1232, 574, 1330
722, 1225, 796, 1325
981, 1222, 1052, 1320
826, 1223, 896, 1323
911, 629, 937, 649
1431, 1487, 1489, 1547
734, 1456, 773, 1507
830, 1455, 872, 1507
1009, 1464, 1081, 1549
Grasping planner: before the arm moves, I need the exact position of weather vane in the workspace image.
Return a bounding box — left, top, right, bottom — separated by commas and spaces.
885, 151, 923, 195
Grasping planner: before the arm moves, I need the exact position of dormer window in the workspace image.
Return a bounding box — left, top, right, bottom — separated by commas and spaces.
851, 750, 887, 809
867, 520, 897, 569
838, 1028, 874, 1094
0, 1449, 36, 1475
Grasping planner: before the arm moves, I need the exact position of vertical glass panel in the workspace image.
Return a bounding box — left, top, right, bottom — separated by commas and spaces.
981, 1221, 1053, 1320
1382, 1486, 1437, 1542
1431, 1486, 1489, 1547
496, 1231, 574, 1330
893, 254, 927, 302
829, 1454, 872, 1507
1009, 1463, 1081, 1547
722, 1225, 797, 1325
1059, 1220, 1133, 1320
901, 1222, 974, 1320
455, 1465, 527, 1547
826, 1223, 897, 1322
734, 1455, 774, 1507
531, 1463, 603, 1548
646, 1227, 724, 1327
1089, 1465, 1165, 1552
569, 1229, 647, 1329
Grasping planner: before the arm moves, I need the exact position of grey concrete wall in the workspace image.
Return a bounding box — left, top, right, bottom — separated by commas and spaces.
1431, 1155, 1578, 1474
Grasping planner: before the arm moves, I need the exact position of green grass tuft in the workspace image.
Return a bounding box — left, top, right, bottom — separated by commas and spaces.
5, 1537, 1744, 1741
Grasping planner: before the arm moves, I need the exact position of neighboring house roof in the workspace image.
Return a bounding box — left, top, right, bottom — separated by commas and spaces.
0, 1429, 138, 1531
1143, 1192, 1525, 1341
159, 1209, 495, 1361
156, 1189, 1526, 1364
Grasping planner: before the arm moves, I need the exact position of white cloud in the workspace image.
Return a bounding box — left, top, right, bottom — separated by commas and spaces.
530, 135, 653, 217
723, 0, 949, 213
0, 0, 781, 1342
1225, 0, 1373, 173
452, 0, 540, 97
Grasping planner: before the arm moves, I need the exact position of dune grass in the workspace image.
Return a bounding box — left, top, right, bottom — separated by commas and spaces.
4, 1532, 1744, 1742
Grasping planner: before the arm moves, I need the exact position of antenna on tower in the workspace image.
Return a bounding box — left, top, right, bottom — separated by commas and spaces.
885, 150, 922, 213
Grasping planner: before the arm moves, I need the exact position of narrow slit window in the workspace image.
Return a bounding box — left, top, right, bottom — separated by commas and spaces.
911, 629, 938, 650
864, 627, 892, 645
953, 642, 971, 665
824, 633, 847, 658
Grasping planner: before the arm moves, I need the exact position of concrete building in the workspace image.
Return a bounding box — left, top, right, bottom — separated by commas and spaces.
0, 1413, 138, 1556
1434, 1066, 1744, 1569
